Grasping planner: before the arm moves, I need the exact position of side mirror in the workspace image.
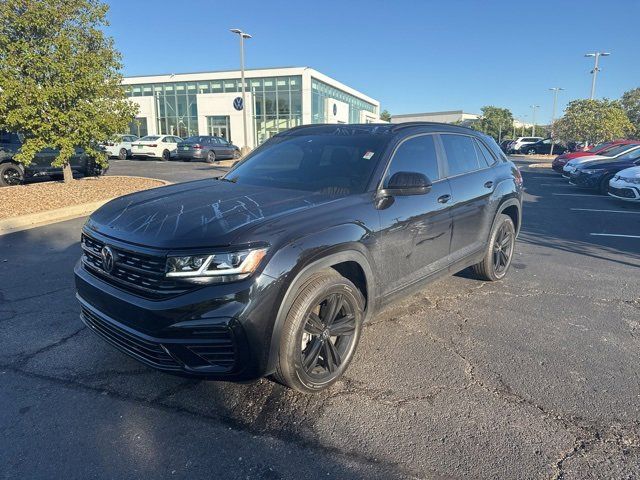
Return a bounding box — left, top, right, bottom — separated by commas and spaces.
380, 171, 432, 196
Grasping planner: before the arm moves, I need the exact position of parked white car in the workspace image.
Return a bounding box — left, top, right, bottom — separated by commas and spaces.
100, 134, 139, 160
608, 166, 640, 201
507, 137, 543, 154
131, 135, 183, 161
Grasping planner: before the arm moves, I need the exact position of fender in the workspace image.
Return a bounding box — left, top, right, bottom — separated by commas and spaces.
263, 227, 377, 374
493, 197, 522, 236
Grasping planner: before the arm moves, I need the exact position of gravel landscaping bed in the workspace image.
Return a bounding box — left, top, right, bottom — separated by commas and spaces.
0, 176, 166, 220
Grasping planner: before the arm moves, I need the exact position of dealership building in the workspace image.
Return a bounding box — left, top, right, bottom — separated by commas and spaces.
123, 67, 380, 147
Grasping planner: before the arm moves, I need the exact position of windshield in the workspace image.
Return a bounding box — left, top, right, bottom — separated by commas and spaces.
184, 136, 206, 143
140, 135, 160, 141
224, 133, 390, 194
616, 146, 640, 161
601, 144, 639, 157
589, 141, 613, 152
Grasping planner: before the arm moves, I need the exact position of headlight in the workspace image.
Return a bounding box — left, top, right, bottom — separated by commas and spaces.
166, 248, 268, 282
624, 177, 640, 184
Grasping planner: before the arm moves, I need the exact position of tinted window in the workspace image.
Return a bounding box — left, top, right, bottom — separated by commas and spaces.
225, 133, 389, 194
441, 134, 480, 176
141, 136, 160, 141
385, 134, 440, 184
617, 147, 640, 161
474, 139, 496, 167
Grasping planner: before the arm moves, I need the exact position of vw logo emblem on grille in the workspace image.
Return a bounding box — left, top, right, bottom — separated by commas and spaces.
101, 246, 116, 273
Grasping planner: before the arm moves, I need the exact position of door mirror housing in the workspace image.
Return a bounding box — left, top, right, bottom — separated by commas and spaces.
380, 171, 432, 196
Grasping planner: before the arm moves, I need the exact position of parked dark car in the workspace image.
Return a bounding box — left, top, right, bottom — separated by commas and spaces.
176, 136, 241, 163
552, 140, 639, 173
522, 138, 567, 155
568, 146, 640, 194
499, 139, 513, 153
74, 123, 523, 393
0, 131, 106, 187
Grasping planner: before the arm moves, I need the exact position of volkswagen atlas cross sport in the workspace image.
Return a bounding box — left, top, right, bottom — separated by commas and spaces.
75, 123, 523, 393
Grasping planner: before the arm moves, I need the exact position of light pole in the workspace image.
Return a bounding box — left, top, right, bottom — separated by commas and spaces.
530, 105, 540, 137
585, 52, 610, 100
230, 28, 252, 155
548, 87, 564, 155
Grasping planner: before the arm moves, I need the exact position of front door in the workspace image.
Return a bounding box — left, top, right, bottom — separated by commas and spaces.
207, 116, 231, 142
374, 133, 453, 297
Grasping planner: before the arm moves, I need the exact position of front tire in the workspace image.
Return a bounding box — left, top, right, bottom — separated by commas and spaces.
205, 150, 216, 163
118, 148, 127, 160
161, 149, 170, 161
0, 163, 25, 187
599, 174, 614, 195
273, 270, 364, 393
472, 214, 516, 281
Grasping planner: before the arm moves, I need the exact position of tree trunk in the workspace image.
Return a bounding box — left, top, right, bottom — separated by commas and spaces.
62, 162, 73, 183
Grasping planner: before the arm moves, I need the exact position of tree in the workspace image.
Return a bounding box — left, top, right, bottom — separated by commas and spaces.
554, 99, 633, 145
620, 88, 640, 137
380, 109, 392, 122
470, 106, 514, 142
0, 0, 137, 182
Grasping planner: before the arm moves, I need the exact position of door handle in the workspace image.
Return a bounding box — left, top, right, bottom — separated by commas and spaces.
437, 194, 451, 204
484, 181, 494, 189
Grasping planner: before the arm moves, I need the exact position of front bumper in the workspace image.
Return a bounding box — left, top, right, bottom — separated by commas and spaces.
608, 179, 640, 201
74, 259, 281, 380
552, 160, 567, 173
568, 171, 601, 189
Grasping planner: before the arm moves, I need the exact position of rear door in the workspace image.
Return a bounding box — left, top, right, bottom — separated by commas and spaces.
375, 133, 453, 296
439, 134, 497, 262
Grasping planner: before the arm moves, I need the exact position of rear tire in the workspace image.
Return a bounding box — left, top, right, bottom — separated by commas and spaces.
472, 214, 516, 282
205, 150, 216, 164
599, 174, 614, 195
161, 149, 170, 161
0, 162, 24, 187
272, 270, 364, 394
118, 148, 127, 160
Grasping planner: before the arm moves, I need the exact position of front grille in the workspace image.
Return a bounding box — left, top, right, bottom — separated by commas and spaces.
81, 233, 188, 299
81, 306, 181, 370
609, 186, 637, 199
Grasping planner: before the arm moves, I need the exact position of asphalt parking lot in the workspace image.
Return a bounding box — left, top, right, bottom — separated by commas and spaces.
107, 158, 229, 183
1, 160, 639, 479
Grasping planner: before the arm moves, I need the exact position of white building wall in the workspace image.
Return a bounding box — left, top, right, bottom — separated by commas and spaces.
129, 96, 157, 135
196, 92, 254, 147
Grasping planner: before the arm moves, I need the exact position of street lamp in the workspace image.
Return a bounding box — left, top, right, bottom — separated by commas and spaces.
585, 52, 610, 100
230, 28, 252, 155
549, 88, 564, 155
530, 105, 540, 137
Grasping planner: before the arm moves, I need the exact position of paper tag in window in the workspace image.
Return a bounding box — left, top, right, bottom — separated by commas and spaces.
363, 151, 375, 160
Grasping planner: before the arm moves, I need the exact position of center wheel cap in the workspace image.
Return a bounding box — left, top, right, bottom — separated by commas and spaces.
321, 329, 330, 341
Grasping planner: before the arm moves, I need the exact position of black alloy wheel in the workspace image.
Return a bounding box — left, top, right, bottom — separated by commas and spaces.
273, 270, 364, 393
300, 292, 357, 379
472, 214, 516, 281
206, 150, 216, 163
492, 221, 514, 277
161, 149, 170, 161
0, 163, 24, 187
233, 150, 241, 159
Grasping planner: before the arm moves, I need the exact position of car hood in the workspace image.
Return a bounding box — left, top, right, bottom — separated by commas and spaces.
568, 155, 609, 166
577, 158, 633, 169
85, 179, 339, 249
615, 166, 640, 178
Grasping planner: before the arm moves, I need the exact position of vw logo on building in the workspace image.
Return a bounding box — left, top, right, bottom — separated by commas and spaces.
101, 246, 116, 274
233, 97, 244, 111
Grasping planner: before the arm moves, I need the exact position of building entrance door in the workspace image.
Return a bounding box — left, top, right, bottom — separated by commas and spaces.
207, 116, 231, 141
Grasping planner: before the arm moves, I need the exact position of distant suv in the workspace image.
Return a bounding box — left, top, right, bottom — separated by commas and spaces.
75, 123, 523, 393
521, 138, 568, 155
176, 136, 241, 163
0, 131, 106, 187
507, 137, 543, 154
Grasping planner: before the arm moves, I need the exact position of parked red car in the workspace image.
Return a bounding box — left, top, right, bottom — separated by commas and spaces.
552, 140, 639, 173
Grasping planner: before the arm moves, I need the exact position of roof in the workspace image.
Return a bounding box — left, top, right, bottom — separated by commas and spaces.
277, 122, 479, 137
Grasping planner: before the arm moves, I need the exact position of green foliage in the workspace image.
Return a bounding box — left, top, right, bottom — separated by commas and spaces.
469, 106, 514, 141
554, 99, 633, 145
620, 87, 640, 137
380, 109, 392, 122
0, 0, 137, 180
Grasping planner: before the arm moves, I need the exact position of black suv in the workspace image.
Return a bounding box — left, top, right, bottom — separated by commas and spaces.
75, 123, 523, 393
0, 131, 106, 186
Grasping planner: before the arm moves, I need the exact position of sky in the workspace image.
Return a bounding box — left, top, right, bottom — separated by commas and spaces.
105, 0, 640, 124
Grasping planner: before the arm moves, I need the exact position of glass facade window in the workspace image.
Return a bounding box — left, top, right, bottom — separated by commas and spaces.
311, 78, 377, 124
207, 116, 231, 141
251, 75, 302, 145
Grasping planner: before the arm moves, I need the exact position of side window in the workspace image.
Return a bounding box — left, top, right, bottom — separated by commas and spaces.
384, 134, 440, 186
474, 139, 497, 167
441, 134, 480, 176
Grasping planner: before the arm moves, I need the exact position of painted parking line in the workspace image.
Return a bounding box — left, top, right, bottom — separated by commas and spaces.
571, 208, 640, 215
590, 233, 640, 239
552, 193, 600, 197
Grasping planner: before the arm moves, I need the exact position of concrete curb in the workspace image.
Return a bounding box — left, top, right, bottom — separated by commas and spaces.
0, 177, 171, 236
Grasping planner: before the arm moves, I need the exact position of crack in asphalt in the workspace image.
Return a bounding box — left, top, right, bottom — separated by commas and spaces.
8, 326, 86, 367
0, 365, 419, 479
1, 286, 74, 304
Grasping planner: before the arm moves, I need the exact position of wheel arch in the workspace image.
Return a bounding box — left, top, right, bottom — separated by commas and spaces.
496, 198, 521, 236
